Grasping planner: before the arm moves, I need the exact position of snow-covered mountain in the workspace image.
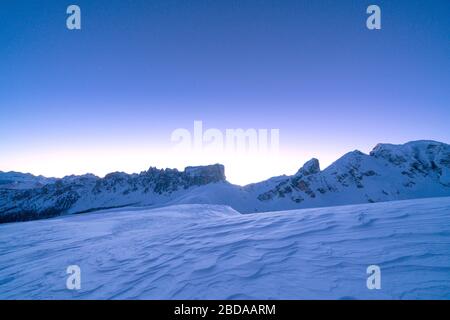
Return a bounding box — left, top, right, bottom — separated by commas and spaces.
0, 171, 56, 190
1, 140, 450, 223
1, 197, 449, 299
0, 164, 227, 223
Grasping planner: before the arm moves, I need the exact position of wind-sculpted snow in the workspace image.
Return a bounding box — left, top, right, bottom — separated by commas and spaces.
0, 197, 449, 299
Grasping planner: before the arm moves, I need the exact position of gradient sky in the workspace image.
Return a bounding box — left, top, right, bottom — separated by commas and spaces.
1, 0, 449, 185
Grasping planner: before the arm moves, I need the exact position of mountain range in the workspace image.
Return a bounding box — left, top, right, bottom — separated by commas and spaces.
1, 140, 449, 223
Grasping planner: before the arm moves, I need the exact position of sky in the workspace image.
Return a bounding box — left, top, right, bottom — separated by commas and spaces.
1, 0, 449, 185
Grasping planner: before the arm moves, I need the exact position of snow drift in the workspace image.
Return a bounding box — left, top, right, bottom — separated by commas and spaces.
0, 197, 449, 299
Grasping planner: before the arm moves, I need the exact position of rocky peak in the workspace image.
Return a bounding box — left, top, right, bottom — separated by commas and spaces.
296, 158, 320, 176
370, 140, 450, 170
184, 164, 225, 184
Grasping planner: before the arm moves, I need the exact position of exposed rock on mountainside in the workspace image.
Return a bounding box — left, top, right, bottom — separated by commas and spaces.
1, 141, 450, 223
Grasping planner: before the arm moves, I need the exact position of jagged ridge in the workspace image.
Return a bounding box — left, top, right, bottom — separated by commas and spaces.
1, 141, 450, 223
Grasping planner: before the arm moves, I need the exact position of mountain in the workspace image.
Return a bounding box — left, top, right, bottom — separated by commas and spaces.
0, 171, 56, 189
1, 140, 450, 223
1, 197, 449, 299
0, 164, 226, 223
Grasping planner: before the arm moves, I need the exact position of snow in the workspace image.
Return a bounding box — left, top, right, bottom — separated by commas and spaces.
0, 171, 56, 190
1, 197, 449, 299
1, 140, 449, 223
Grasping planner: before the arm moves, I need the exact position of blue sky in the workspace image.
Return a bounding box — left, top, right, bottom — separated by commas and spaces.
1, 0, 449, 184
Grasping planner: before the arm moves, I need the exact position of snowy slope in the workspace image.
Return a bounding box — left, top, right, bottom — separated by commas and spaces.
0, 197, 449, 299
0, 171, 56, 190
1, 140, 450, 223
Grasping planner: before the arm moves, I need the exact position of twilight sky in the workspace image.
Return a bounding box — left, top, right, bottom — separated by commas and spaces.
1, 0, 449, 185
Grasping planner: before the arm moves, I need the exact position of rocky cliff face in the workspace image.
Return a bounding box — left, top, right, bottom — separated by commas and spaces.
0, 164, 225, 223
1, 141, 450, 223
253, 140, 450, 211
